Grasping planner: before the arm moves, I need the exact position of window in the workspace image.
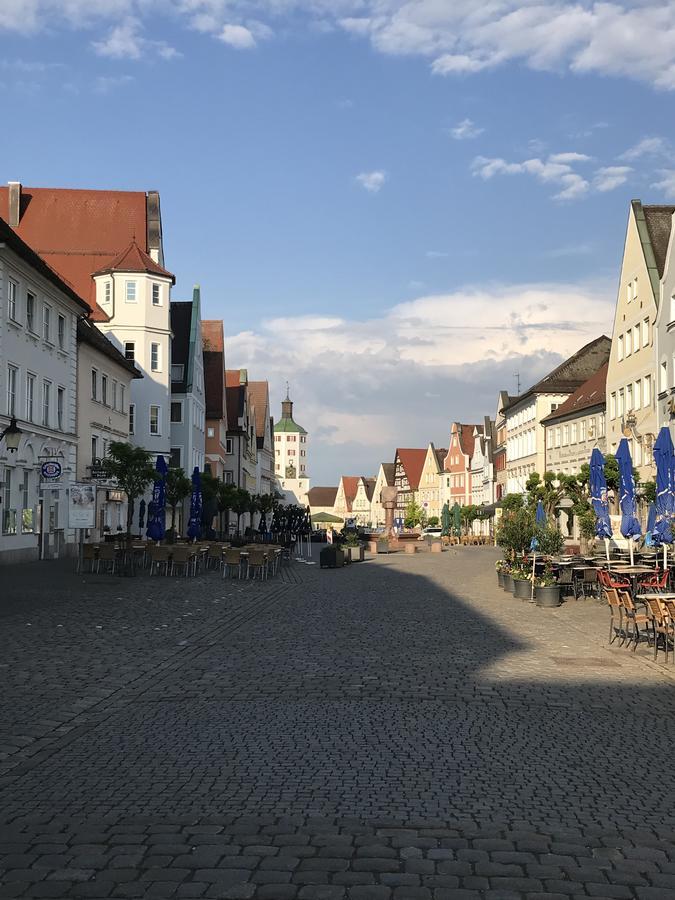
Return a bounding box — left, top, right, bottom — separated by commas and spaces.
171, 364, 184, 382
91, 435, 98, 461
152, 283, 161, 306
207, 426, 214, 438
225, 438, 233, 454
610, 392, 616, 419
6, 364, 17, 416
618, 387, 624, 417
101, 374, 108, 406
169, 447, 181, 468
635, 440, 643, 466
21, 470, 33, 534
111, 380, 117, 410
555, 427, 561, 448
150, 342, 160, 372
8, 278, 18, 321
124, 342, 135, 361
633, 277, 638, 301
570, 422, 577, 443
633, 324, 640, 352
57, 387, 64, 430
625, 330, 632, 356
129, 403, 135, 435
671, 293, 675, 324
225, 471, 234, 484
580, 419, 586, 442
2, 469, 16, 535
643, 317, 650, 347
627, 282, 632, 303
546, 429, 553, 449
26, 292, 35, 332
26, 373, 35, 423
119, 385, 125, 412
57, 314, 65, 350
644, 374, 652, 407
125, 280, 137, 302
661, 361, 668, 393
104, 281, 112, 304
42, 380, 51, 427
91, 368, 98, 401
617, 334, 624, 361
562, 424, 569, 446
626, 383, 633, 411
149, 405, 160, 435
42, 304, 51, 342
170, 401, 182, 423
599, 414, 606, 437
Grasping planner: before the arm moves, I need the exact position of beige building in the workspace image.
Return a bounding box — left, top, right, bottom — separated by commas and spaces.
504, 336, 610, 494
652, 208, 675, 436
606, 201, 671, 479
370, 462, 394, 526
274, 390, 309, 506
76, 318, 142, 538
542, 362, 608, 475
418, 443, 446, 521
493, 391, 510, 501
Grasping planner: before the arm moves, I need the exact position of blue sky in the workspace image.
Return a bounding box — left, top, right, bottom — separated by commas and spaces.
2, 2, 675, 482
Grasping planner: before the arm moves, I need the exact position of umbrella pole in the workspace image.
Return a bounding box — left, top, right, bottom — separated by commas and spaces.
664, 544, 667, 571
629, 539, 634, 567
604, 537, 610, 564
531, 552, 536, 602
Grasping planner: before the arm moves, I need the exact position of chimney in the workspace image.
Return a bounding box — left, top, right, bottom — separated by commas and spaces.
7, 181, 21, 227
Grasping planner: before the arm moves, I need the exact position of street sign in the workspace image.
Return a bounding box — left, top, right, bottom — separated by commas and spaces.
40, 460, 62, 480
89, 457, 108, 480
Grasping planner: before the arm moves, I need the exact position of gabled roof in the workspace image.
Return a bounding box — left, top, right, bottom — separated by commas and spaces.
93, 240, 174, 282
504, 335, 611, 411
170, 301, 192, 393
77, 318, 141, 378
307, 486, 338, 508
340, 476, 361, 508
643, 204, 675, 278
0, 185, 155, 320
379, 462, 396, 486
458, 423, 479, 458
395, 448, 427, 490
435, 448, 447, 469
541, 361, 609, 424
361, 477, 377, 502
248, 381, 270, 440
202, 320, 226, 421
0, 215, 89, 314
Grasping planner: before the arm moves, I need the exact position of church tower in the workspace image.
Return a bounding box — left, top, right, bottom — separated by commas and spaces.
274, 387, 310, 505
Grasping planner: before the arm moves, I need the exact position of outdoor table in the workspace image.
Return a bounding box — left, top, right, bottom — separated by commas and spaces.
610, 565, 654, 593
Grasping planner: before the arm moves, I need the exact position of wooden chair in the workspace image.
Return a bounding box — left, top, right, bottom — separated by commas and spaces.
578, 568, 598, 600
643, 596, 672, 663
81, 543, 98, 574
222, 548, 244, 579
661, 598, 675, 665
97, 544, 119, 575
149, 546, 171, 576
206, 544, 225, 570
247, 549, 268, 580
170, 546, 197, 576
620, 590, 651, 652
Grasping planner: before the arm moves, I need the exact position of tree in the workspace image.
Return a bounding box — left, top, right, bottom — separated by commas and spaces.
460, 504, 480, 534
200, 470, 220, 537
496, 507, 535, 559
247, 493, 260, 532
403, 499, 424, 529
526, 471, 583, 519
217, 481, 237, 537
427, 515, 439, 528
640, 479, 656, 505
102, 441, 156, 573
501, 493, 524, 512
231, 488, 251, 535
165, 468, 191, 541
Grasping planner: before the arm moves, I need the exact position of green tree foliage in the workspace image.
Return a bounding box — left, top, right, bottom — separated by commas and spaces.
403, 499, 424, 529
427, 515, 439, 528
501, 493, 524, 512
102, 442, 156, 572
217, 481, 238, 536
165, 468, 191, 540
231, 488, 252, 534
640, 479, 656, 505
496, 507, 535, 558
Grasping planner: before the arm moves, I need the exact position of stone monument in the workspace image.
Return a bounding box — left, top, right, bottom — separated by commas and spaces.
380, 485, 399, 542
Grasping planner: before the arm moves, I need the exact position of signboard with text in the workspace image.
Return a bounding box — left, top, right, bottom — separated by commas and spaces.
68, 483, 96, 529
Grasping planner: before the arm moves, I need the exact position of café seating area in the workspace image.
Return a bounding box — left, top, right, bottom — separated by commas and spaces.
78, 537, 293, 581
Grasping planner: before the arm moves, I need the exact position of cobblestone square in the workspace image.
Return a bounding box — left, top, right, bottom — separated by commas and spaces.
2, 547, 675, 899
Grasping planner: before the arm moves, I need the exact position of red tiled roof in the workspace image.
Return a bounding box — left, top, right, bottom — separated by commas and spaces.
248, 381, 270, 439
93, 240, 174, 282
226, 384, 245, 430
202, 320, 226, 421
395, 448, 427, 490
0, 186, 149, 321
362, 478, 376, 502
307, 486, 338, 508
458, 424, 478, 458
541, 362, 608, 423
341, 476, 360, 506
226, 369, 244, 388
202, 320, 225, 352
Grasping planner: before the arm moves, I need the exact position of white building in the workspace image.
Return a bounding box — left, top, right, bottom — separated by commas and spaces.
169, 286, 206, 478
0, 217, 89, 563
274, 391, 310, 506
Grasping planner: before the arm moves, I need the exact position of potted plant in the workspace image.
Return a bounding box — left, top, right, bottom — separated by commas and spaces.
320, 545, 346, 568
534, 565, 561, 607
501, 561, 514, 594
495, 558, 506, 587
343, 530, 365, 562
511, 562, 532, 600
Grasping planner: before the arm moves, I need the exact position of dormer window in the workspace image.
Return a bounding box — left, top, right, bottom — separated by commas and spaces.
125, 280, 137, 303
104, 281, 112, 304
152, 283, 161, 306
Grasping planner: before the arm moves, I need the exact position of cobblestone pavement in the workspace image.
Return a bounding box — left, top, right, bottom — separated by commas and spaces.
2, 546, 675, 899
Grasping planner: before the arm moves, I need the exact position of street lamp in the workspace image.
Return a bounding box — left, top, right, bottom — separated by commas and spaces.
0, 416, 22, 452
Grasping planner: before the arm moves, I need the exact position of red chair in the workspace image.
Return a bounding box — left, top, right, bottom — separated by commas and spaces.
598, 569, 631, 590
638, 568, 669, 593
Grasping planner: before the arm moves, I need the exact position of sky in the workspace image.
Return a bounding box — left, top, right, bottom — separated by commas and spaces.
2, 1, 675, 483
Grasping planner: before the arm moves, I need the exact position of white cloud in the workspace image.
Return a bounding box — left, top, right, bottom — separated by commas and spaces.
471, 153, 591, 201
92, 16, 178, 61
6, 2, 675, 92
652, 170, 675, 200
425, 250, 448, 259
218, 24, 257, 49
593, 165, 632, 192
450, 118, 484, 140
620, 136, 672, 161
355, 170, 386, 193
227, 279, 614, 481
93, 74, 135, 93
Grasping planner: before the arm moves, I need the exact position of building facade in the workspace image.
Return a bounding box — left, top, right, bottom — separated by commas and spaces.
606, 201, 670, 480
418, 443, 446, 521
169, 287, 206, 476
370, 463, 395, 526
248, 381, 275, 497
393, 448, 426, 520
542, 363, 608, 475
654, 209, 675, 439
226, 369, 258, 496
442, 423, 478, 508
274, 392, 310, 506
0, 217, 88, 563
202, 320, 228, 480
470, 418, 496, 507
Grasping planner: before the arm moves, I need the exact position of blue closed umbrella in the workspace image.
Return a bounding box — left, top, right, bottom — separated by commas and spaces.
535, 500, 546, 526
187, 467, 202, 541
589, 448, 612, 557
652, 427, 675, 565
616, 438, 641, 564
146, 455, 168, 542
646, 502, 657, 548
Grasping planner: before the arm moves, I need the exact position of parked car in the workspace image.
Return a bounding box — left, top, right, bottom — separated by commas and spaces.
419, 527, 443, 540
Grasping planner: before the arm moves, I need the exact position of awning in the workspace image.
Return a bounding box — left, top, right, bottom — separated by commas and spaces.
311, 512, 344, 523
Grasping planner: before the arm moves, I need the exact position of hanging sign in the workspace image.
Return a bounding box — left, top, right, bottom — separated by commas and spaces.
41, 460, 62, 480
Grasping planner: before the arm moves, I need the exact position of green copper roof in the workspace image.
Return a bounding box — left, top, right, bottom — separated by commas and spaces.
274, 416, 307, 434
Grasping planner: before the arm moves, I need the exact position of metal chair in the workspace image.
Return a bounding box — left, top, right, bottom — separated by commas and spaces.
557, 566, 575, 598
579, 568, 598, 599
247, 549, 268, 580
170, 546, 197, 576
222, 548, 244, 579
604, 586, 623, 645
97, 544, 119, 575
80, 543, 98, 573
643, 596, 672, 663
149, 546, 171, 576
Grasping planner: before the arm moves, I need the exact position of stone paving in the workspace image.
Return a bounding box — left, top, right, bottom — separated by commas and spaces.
1, 546, 675, 899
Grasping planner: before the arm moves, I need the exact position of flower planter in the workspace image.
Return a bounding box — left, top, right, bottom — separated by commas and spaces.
535, 584, 562, 608
502, 573, 514, 593
320, 547, 346, 569
512, 578, 531, 600
345, 545, 365, 563
497, 571, 505, 588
